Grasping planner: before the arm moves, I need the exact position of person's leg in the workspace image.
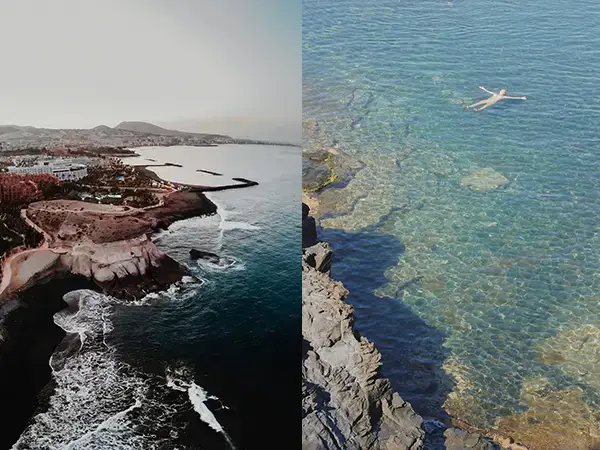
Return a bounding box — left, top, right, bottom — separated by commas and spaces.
463, 99, 488, 110
474, 101, 494, 112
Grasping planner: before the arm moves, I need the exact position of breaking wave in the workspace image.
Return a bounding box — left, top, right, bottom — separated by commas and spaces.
166, 364, 236, 449
132, 275, 204, 306
13, 289, 236, 450
195, 255, 245, 272
218, 221, 261, 231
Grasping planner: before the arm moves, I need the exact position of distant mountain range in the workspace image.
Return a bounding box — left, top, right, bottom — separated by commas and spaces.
0, 121, 299, 152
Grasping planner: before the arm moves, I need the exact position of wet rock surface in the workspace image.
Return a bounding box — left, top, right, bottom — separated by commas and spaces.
302, 120, 365, 195
302, 207, 425, 450
189, 248, 221, 263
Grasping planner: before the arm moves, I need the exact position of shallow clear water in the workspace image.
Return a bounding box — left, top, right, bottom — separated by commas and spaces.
303, 0, 600, 441
16, 145, 301, 449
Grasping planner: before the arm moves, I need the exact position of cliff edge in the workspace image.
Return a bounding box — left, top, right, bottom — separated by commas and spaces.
302, 203, 425, 450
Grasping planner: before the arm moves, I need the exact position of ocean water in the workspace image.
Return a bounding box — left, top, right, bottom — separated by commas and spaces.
303, 0, 600, 446
14, 145, 301, 449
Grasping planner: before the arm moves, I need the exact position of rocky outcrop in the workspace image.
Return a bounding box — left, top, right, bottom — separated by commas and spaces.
302, 203, 318, 248
61, 234, 187, 300
189, 248, 235, 268
302, 203, 425, 450
0, 191, 218, 301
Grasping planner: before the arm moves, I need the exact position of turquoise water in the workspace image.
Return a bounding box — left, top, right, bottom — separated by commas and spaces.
303, 0, 600, 441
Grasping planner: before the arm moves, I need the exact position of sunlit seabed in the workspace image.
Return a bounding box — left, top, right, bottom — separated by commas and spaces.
303, 0, 600, 445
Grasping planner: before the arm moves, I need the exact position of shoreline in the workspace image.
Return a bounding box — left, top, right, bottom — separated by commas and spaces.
0, 190, 219, 447
0, 146, 266, 302
301, 204, 502, 450
0, 190, 218, 303
0, 276, 100, 450
301, 131, 528, 448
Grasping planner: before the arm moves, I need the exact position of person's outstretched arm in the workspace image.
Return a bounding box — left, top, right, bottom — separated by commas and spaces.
502, 95, 527, 100
479, 86, 497, 95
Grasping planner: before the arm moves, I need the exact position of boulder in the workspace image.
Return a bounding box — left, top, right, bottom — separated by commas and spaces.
190, 249, 221, 264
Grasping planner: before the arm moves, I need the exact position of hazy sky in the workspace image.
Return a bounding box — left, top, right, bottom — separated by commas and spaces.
0, 0, 300, 130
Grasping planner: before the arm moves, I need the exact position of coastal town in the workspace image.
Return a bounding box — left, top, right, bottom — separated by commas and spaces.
0, 119, 279, 284
0, 151, 174, 266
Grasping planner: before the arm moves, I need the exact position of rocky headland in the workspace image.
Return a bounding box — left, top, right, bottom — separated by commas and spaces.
0, 191, 216, 302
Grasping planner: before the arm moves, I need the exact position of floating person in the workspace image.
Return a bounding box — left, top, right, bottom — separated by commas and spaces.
462, 86, 527, 112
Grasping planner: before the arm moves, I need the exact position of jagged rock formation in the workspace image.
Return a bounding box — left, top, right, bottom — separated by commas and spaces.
302, 203, 425, 450
61, 234, 186, 300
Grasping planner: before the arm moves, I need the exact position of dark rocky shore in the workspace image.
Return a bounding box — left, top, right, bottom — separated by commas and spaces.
302, 203, 425, 450
0, 276, 100, 449
302, 203, 500, 450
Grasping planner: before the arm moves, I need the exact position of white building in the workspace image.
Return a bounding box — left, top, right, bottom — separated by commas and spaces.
7, 163, 88, 181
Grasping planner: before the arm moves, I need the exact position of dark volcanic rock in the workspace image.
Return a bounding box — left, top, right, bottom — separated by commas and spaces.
190, 249, 236, 269
302, 203, 318, 248
94, 253, 188, 301
190, 249, 221, 263
148, 191, 217, 225
302, 209, 425, 449
231, 177, 259, 186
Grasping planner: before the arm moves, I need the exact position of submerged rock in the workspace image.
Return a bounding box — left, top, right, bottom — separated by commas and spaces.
302, 208, 424, 449
538, 324, 600, 390
190, 249, 236, 268
460, 168, 509, 192
496, 377, 600, 450
444, 428, 498, 450
302, 120, 365, 195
